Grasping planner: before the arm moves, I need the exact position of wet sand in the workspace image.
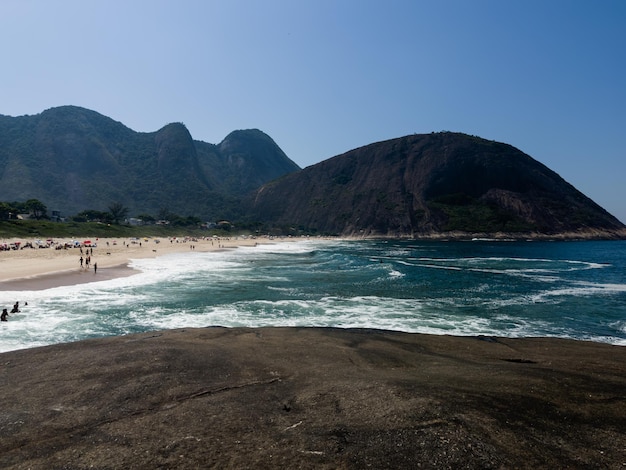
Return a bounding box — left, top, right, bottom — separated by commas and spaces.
0, 264, 137, 290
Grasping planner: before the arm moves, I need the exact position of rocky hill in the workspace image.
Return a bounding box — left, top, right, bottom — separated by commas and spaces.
249, 132, 626, 238
0, 106, 300, 219
1, 109, 623, 239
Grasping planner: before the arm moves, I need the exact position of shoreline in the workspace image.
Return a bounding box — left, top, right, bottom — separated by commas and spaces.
347, 229, 626, 241
0, 235, 276, 291
0, 263, 138, 291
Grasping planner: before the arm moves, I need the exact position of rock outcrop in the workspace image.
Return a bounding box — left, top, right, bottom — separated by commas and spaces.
0, 327, 624, 468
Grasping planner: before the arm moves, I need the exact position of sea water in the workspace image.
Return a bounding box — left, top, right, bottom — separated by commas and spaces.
1, 239, 625, 352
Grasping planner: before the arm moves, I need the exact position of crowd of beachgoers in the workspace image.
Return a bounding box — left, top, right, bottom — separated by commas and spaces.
0, 235, 270, 289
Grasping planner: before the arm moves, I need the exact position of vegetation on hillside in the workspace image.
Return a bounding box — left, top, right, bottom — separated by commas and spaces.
249, 132, 626, 238
0, 106, 300, 220
427, 193, 535, 232
3, 108, 624, 239
0, 220, 239, 240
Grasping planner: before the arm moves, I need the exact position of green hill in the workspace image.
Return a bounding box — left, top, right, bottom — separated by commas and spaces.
0, 106, 300, 220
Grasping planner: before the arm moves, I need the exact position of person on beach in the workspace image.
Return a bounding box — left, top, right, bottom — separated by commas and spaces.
94, 262, 97, 274
1, 309, 8, 321
80, 256, 83, 268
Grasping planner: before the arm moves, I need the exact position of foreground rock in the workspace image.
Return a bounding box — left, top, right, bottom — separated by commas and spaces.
0, 328, 624, 469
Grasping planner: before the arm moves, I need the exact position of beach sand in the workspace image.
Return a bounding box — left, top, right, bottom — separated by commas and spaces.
0, 235, 266, 290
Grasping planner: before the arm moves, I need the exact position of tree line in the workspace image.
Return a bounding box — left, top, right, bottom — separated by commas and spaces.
0, 199, 204, 227
0, 199, 48, 220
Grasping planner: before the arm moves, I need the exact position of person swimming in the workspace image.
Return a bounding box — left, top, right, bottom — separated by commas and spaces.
1, 309, 8, 321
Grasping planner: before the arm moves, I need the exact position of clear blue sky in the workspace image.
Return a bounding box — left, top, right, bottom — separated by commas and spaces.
1, 0, 625, 222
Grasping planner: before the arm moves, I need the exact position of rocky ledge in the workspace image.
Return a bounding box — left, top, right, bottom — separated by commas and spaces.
0, 327, 624, 469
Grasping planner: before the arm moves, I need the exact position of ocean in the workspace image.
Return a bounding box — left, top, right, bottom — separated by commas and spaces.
1, 238, 625, 352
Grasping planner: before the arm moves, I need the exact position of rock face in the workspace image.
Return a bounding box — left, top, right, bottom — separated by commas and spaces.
0, 327, 624, 469
0, 106, 300, 219
250, 132, 626, 238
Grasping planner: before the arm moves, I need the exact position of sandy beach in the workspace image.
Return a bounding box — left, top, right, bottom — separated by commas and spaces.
0, 235, 267, 290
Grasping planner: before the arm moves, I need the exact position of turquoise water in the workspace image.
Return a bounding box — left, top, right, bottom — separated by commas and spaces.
1, 239, 625, 352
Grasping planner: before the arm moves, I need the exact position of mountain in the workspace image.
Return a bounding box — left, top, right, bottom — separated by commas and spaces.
0, 106, 299, 219
249, 132, 626, 239
2, 109, 623, 239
